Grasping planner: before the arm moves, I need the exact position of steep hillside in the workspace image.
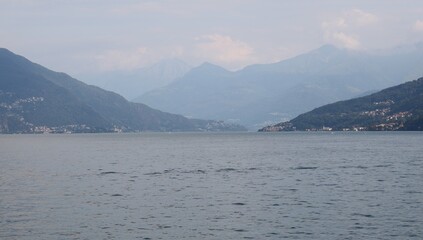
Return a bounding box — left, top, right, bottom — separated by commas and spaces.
259, 77, 423, 131
0, 48, 245, 133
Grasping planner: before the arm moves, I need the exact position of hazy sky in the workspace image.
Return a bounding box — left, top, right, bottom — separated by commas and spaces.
1, 0, 423, 74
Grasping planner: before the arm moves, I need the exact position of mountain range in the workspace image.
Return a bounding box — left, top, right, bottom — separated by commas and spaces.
259, 77, 423, 131
0, 48, 246, 133
78, 59, 191, 100
134, 43, 423, 130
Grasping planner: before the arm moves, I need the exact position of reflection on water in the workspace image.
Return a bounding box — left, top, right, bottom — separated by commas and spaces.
0, 132, 422, 239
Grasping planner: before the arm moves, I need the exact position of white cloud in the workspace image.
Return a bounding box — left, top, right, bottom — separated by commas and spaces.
94, 47, 148, 71
322, 18, 347, 29
332, 32, 360, 49
322, 9, 377, 30
321, 9, 378, 49
414, 20, 423, 31
349, 9, 378, 26
194, 34, 254, 67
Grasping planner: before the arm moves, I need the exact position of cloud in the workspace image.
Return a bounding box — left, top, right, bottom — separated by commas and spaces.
332, 32, 360, 49
321, 8, 378, 49
414, 20, 423, 31
94, 47, 147, 71
322, 9, 378, 30
194, 34, 254, 67
349, 9, 378, 26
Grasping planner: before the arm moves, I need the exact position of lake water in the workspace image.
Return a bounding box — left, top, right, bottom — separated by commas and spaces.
0, 132, 422, 239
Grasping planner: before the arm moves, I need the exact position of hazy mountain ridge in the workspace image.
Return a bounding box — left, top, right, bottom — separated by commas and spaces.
0, 48, 246, 133
259, 77, 423, 131
78, 59, 191, 100
135, 43, 423, 129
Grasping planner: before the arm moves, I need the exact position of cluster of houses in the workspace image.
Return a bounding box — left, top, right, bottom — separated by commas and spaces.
0, 96, 45, 110
32, 124, 93, 134
360, 108, 390, 117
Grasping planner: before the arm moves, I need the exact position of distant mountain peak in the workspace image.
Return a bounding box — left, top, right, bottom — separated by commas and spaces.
199, 61, 219, 67
0, 48, 18, 58
151, 58, 190, 68
0, 47, 11, 53
194, 62, 228, 72
145, 58, 191, 75
0, 48, 246, 133
312, 44, 341, 55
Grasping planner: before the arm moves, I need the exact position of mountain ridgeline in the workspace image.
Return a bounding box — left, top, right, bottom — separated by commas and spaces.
78, 59, 192, 100
0, 48, 246, 133
135, 44, 423, 129
259, 77, 423, 131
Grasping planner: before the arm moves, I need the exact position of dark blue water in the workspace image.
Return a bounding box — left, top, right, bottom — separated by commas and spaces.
0, 132, 422, 239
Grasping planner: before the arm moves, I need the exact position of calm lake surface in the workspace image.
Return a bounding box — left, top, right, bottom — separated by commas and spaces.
0, 132, 422, 239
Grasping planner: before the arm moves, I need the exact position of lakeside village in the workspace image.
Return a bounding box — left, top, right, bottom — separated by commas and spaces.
31, 125, 126, 134
0, 96, 125, 133
263, 111, 412, 132
262, 100, 413, 132
1, 96, 415, 133
5, 122, 126, 134
0, 95, 237, 133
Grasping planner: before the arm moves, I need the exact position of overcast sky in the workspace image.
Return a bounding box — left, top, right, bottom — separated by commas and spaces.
1, 0, 423, 74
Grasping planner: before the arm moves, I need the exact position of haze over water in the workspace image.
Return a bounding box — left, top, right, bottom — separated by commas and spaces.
1, 132, 422, 239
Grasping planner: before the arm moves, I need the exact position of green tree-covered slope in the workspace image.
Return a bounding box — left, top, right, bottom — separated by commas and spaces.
260, 77, 423, 131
